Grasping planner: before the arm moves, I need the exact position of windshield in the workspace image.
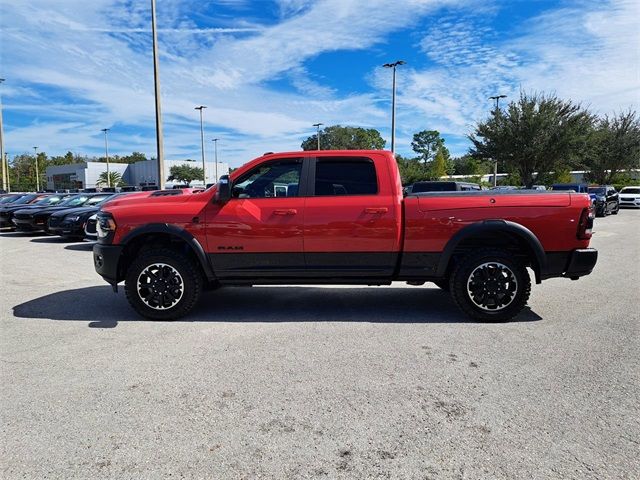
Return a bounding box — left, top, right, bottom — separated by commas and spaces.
588, 187, 606, 195
0, 195, 22, 204
58, 195, 90, 207
11, 194, 38, 204
34, 196, 64, 205
85, 195, 114, 206
621, 187, 640, 194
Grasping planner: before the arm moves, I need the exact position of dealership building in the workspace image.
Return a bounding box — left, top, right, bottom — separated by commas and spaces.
45, 159, 229, 190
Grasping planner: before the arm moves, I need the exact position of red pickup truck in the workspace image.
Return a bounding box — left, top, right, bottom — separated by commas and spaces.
93, 150, 597, 322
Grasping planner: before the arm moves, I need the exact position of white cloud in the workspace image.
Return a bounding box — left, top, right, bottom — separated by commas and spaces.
1, 0, 638, 164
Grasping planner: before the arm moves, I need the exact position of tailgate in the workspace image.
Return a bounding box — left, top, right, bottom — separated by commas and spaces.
417, 192, 571, 212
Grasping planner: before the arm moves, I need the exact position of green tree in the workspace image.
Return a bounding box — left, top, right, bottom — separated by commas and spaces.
396, 155, 428, 185
469, 92, 594, 188
411, 130, 446, 166
429, 147, 448, 179
301, 125, 386, 150
96, 171, 124, 187
583, 110, 640, 184
168, 164, 204, 185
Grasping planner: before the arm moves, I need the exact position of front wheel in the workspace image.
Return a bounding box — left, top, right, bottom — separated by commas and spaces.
125, 248, 203, 320
449, 248, 531, 322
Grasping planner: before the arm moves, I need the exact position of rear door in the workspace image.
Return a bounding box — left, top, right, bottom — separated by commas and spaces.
204, 157, 307, 279
302, 155, 400, 278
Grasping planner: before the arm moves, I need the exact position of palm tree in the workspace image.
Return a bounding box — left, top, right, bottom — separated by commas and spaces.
96, 171, 124, 187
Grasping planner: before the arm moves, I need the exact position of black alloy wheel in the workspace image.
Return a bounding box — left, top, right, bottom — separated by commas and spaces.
450, 248, 530, 322
125, 248, 203, 320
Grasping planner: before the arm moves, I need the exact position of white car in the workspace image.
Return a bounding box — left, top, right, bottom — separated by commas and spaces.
84, 213, 98, 239
618, 186, 640, 208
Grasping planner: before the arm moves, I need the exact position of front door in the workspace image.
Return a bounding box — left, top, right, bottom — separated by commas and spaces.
203, 158, 306, 279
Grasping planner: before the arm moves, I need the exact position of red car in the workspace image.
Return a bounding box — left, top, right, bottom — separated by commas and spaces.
93, 150, 597, 322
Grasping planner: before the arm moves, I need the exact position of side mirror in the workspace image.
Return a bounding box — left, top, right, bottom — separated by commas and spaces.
215, 175, 231, 204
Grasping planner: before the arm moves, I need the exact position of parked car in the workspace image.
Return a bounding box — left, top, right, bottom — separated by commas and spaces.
93, 150, 597, 322
0, 194, 54, 228
410, 181, 481, 193
48, 193, 119, 239
618, 186, 640, 208
588, 186, 619, 216
0, 194, 70, 229
551, 183, 597, 205
12, 194, 109, 233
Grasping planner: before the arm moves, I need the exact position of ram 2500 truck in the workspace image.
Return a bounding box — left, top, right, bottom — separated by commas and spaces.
93, 150, 597, 322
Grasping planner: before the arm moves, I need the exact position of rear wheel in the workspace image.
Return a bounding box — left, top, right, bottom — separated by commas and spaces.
450, 248, 530, 322
125, 248, 203, 320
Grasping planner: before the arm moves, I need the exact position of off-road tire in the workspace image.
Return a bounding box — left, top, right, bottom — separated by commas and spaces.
449, 248, 531, 322
125, 248, 203, 320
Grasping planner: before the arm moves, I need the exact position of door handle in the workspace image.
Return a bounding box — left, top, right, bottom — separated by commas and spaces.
273, 209, 297, 216
364, 207, 388, 214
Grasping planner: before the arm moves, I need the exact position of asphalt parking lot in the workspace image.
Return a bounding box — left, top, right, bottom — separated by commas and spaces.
1, 211, 639, 479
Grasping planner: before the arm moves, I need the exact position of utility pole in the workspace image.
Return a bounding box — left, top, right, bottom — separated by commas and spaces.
195, 106, 207, 185
212, 138, 219, 183
101, 128, 111, 187
488, 95, 506, 186
312, 123, 323, 150
33, 146, 39, 191
0, 78, 6, 192
383, 60, 406, 154
151, 0, 165, 189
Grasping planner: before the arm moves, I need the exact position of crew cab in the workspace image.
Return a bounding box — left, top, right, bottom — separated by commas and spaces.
93, 150, 597, 322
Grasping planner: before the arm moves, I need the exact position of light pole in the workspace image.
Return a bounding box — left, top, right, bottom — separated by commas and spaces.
4, 153, 9, 192
33, 146, 39, 191
488, 94, 506, 186
151, 0, 165, 189
212, 138, 219, 183
101, 128, 111, 187
312, 123, 323, 150
195, 105, 207, 185
383, 60, 406, 154
0, 78, 7, 192
489, 94, 507, 113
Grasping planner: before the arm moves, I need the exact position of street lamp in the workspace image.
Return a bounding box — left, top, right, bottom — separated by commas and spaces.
212, 138, 219, 183
489, 94, 507, 113
0, 78, 6, 192
383, 60, 406, 154
488, 94, 506, 186
195, 105, 207, 185
33, 146, 39, 191
151, 0, 165, 189
101, 128, 111, 187
312, 123, 323, 150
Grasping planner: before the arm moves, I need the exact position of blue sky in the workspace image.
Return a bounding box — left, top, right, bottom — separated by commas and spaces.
1, 0, 638, 167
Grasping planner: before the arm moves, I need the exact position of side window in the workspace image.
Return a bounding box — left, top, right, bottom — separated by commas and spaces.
232, 159, 302, 199
314, 158, 378, 196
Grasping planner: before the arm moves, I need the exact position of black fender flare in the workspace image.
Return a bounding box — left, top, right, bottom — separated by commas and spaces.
119, 223, 216, 281
436, 220, 546, 283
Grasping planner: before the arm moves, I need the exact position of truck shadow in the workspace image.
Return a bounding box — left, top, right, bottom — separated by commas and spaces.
12, 285, 543, 328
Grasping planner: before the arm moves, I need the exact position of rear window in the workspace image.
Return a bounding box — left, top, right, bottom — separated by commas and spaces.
314, 158, 378, 196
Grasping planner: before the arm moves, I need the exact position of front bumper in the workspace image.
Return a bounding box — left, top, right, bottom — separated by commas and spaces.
12, 218, 45, 232
619, 198, 640, 207
93, 243, 124, 285
541, 248, 598, 280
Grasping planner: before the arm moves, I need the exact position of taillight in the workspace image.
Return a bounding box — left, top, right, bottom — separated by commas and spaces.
577, 207, 594, 240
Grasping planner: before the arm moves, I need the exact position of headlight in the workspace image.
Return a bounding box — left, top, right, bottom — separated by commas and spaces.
66, 215, 81, 222
96, 212, 117, 239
